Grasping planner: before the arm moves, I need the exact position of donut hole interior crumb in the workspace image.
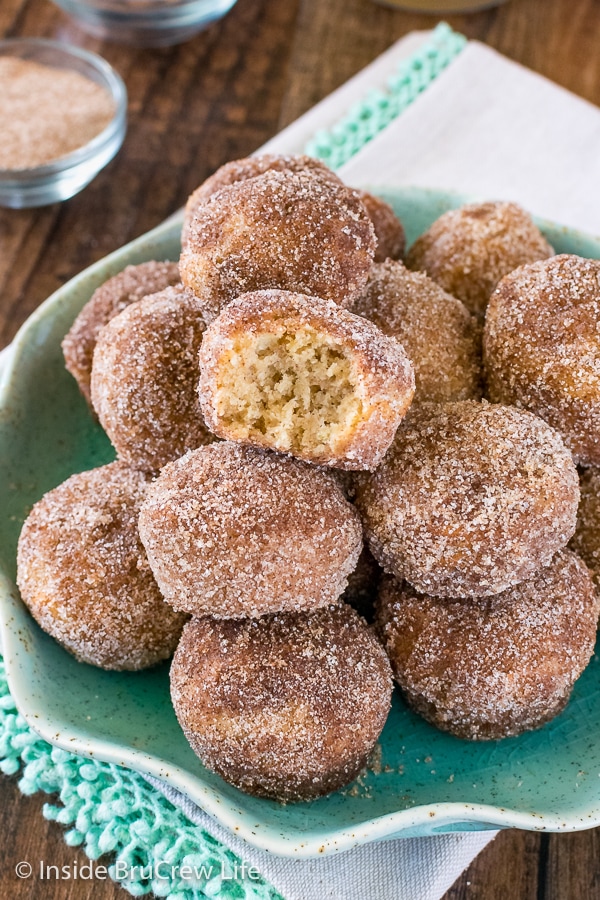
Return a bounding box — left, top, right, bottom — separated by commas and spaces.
213, 326, 363, 455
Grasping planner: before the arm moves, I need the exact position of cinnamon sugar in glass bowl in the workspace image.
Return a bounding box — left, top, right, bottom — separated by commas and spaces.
49, 0, 239, 47
0, 39, 127, 209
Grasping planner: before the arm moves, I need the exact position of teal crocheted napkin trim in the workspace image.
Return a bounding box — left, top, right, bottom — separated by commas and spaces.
0, 657, 282, 900
305, 22, 467, 170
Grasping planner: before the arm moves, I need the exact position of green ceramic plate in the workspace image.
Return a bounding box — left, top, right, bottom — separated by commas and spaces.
2, 187, 600, 858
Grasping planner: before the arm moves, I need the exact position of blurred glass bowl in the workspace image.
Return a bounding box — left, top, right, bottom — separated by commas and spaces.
0, 39, 127, 209
51, 0, 239, 46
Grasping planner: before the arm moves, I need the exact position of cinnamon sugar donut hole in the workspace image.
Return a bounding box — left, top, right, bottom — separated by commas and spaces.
182, 154, 341, 246
569, 466, 600, 586
180, 169, 376, 324
91, 285, 213, 473
355, 191, 405, 262
376, 551, 600, 740
197, 290, 415, 471
484, 255, 600, 466
170, 604, 393, 801
356, 401, 579, 598
138, 442, 363, 619
406, 202, 553, 317
16, 462, 187, 671
62, 261, 180, 406
353, 260, 482, 403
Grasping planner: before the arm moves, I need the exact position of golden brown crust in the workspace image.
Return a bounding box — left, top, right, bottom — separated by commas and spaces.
406, 201, 553, 317
16, 462, 187, 671
180, 169, 376, 323
62, 261, 180, 406
90, 285, 213, 473
356, 401, 579, 597
353, 260, 482, 403
170, 604, 393, 801
197, 289, 415, 471
355, 191, 405, 262
138, 442, 363, 618
484, 254, 600, 466
182, 154, 341, 246
376, 552, 600, 740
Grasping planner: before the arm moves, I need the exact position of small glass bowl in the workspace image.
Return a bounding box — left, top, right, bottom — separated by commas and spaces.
50, 0, 239, 47
0, 39, 127, 209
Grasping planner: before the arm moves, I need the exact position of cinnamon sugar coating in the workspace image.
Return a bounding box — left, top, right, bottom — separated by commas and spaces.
376, 551, 600, 740
180, 169, 376, 323
355, 191, 405, 262
569, 466, 600, 586
353, 260, 482, 403
170, 604, 393, 801
182, 154, 340, 246
62, 261, 180, 406
406, 202, 553, 317
356, 401, 579, 598
16, 462, 186, 671
138, 442, 363, 619
90, 285, 213, 473
197, 289, 415, 471
484, 254, 600, 466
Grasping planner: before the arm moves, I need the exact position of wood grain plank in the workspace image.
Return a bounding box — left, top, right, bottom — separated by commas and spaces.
443, 830, 541, 899
0, 776, 123, 899
545, 829, 600, 900
486, 0, 600, 101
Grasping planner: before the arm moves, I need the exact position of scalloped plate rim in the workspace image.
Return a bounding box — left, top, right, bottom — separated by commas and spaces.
2, 185, 600, 858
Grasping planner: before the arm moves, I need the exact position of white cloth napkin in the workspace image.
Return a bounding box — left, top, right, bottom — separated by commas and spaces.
338, 41, 600, 236
145, 775, 495, 900
262, 34, 600, 236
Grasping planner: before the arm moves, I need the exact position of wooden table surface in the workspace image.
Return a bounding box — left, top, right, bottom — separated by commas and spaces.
1, 0, 600, 897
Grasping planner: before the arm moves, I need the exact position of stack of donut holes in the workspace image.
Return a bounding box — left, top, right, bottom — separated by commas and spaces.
16, 153, 600, 806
